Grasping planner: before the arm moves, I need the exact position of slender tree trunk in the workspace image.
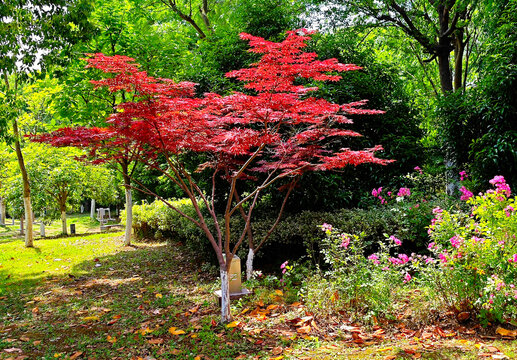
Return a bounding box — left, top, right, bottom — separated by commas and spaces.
61, 207, 67, 235
19, 216, 24, 236
122, 164, 132, 246
13, 119, 33, 247
124, 186, 132, 246
220, 267, 231, 323
90, 199, 95, 219
246, 248, 255, 281
453, 30, 465, 91
0, 197, 5, 225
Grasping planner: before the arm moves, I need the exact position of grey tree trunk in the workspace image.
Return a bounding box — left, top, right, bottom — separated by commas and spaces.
19, 215, 24, 236
124, 187, 132, 246
220, 268, 231, 323
61, 210, 67, 235
0, 198, 5, 225
90, 199, 95, 219
246, 248, 255, 281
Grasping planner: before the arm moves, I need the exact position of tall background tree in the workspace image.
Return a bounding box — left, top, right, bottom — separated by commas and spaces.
0, 0, 93, 246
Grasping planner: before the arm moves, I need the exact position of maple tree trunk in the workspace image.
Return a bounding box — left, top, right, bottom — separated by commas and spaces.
220, 268, 231, 323
0, 198, 5, 225
90, 199, 95, 219
124, 186, 132, 246
246, 248, 255, 281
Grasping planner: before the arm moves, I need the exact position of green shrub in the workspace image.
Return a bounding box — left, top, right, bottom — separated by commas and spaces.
125, 197, 450, 269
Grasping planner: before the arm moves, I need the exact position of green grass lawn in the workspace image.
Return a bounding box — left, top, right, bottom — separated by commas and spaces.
0, 233, 516, 359
0, 213, 108, 242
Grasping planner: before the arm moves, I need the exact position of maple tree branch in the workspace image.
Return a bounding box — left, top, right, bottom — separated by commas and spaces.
161, 0, 207, 39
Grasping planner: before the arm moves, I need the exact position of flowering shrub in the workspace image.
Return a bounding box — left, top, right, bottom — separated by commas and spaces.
426, 175, 517, 323
302, 224, 418, 320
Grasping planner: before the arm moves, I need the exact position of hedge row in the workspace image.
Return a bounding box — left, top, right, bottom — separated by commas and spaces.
123, 198, 449, 267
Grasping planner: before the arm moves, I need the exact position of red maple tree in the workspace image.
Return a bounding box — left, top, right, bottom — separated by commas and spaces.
34, 30, 392, 322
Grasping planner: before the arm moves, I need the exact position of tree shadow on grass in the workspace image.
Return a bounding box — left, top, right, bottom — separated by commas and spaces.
0, 242, 232, 358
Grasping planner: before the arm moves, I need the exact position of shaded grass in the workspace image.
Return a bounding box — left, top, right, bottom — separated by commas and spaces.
0, 234, 516, 359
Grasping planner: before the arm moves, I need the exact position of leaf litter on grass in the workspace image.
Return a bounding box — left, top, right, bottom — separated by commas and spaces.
1, 239, 517, 359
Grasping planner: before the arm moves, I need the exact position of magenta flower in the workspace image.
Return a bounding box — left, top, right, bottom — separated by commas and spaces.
490, 175, 511, 196
509, 254, 517, 263
450, 236, 462, 249
439, 253, 448, 263
390, 235, 402, 246
397, 187, 411, 197
459, 171, 468, 181
504, 206, 514, 217
428, 242, 435, 250
280, 261, 288, 274
414, 166, 423, 174
460, 186, 473, 201
372, 187, 382, 198
368, 254, 380, 265
403, 272, 412, 283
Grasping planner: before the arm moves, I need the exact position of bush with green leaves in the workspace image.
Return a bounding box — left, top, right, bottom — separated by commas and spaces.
301, 224, 408, 321
424, 175, 517, 323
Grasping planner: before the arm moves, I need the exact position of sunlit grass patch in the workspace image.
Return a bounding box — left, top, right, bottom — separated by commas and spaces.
0, 231, 124, 295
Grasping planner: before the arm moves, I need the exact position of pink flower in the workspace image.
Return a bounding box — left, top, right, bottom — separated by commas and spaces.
390, 235, 402, 246
459, 171, 468, 181
425, 258, 434, 264
450, 236, 462, 249
403, 272, 412, 283
460, 186, 473, 201
490, 175, 511, 196
368, 254, 380, 265
398, 254, 410, 264
280, 261, 288, 274
372, 187, 382, 198
414, 166, 423, 174
509, 254, 517, 263
439, 253, 448, 263
432, 207, 443, 215
504, 206, 514, 217
321, 223, 333, 232
340, 234, 350, 248
387, 191, 392, 197
397, 187, 411, 197
428, 242, 435, 250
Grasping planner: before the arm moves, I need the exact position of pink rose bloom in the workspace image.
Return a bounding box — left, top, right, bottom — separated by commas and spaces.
439, 253, 448, 263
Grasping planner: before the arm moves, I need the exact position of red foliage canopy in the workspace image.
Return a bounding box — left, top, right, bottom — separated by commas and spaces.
35, 30, 391, 178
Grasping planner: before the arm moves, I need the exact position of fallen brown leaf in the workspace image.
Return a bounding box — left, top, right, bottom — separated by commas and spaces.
69, 351, 83, 360
496, 327, 517, 337
271, 347, 283, 355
